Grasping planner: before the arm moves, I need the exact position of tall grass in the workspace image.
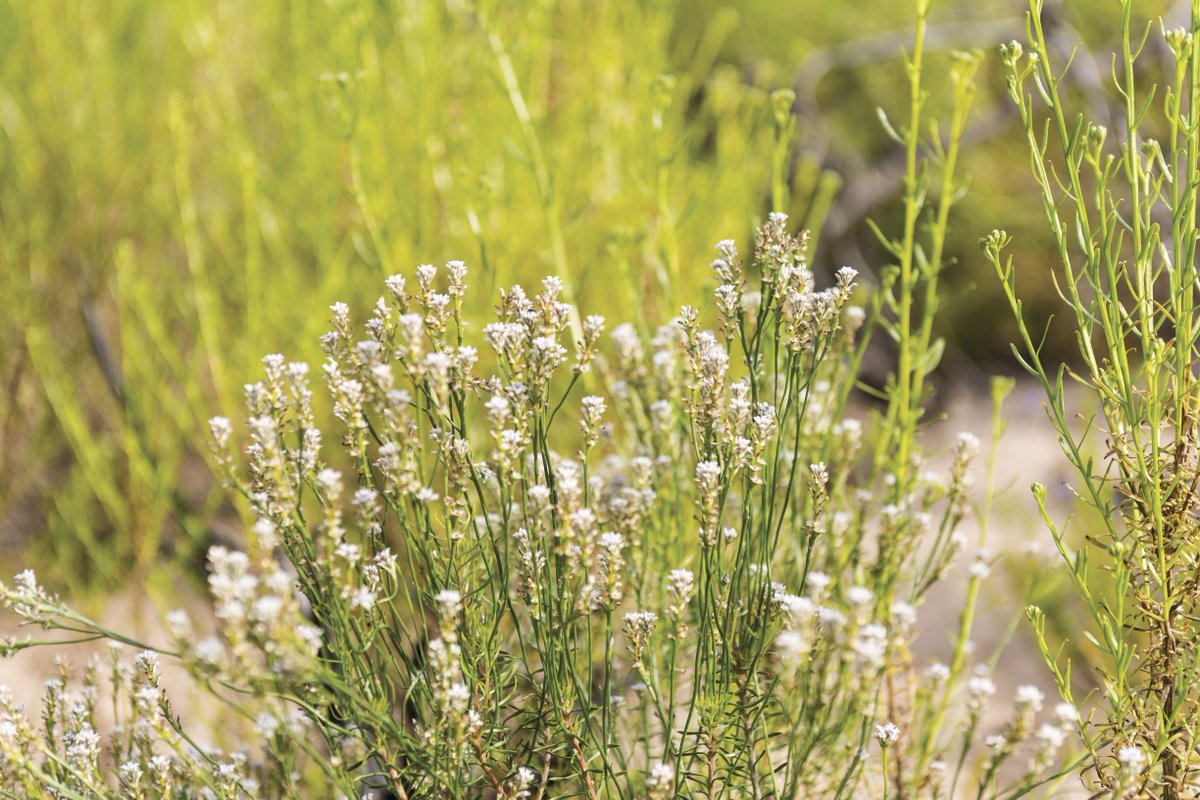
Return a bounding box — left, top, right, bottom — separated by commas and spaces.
0, 0, 825, 586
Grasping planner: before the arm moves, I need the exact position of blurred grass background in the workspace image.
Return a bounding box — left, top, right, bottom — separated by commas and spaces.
0, 0, 1167, 594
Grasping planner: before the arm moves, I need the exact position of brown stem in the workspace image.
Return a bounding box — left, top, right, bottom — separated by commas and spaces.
571, 736, 597, 800
1162, 613, 1180, 800
533, 745, 551, 800
708, 730, 719, 800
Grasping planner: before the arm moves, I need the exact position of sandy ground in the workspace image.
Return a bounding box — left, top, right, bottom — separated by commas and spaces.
0, 380, 1090, 794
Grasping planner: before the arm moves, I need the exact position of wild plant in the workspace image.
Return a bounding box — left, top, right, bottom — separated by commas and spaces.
987, 1, 1200, 796
4, 214, 1070, 797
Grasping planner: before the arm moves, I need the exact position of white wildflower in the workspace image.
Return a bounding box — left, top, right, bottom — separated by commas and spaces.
1015, 684, 1044, 713
1036, 723, 1066, 750
874, 721, 900, 746
646, 761, 674, 797
1117, 745, 1146, 773
350, 587, 376, 611
623, 611, 657, 660
1054, 701, 1078, 728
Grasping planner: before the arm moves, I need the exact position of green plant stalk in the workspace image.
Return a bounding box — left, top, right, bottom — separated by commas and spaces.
887, 0, 931, 491
477, 8, 584, 347
169, 95, 229, 408
653, 75, 682, 311
910, 377, 1012, 789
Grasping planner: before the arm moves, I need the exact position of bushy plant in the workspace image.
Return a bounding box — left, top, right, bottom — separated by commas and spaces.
987, 0, 1200, 796
2, 212, 1075, 797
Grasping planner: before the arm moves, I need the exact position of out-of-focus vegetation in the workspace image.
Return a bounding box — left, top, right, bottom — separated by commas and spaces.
1, 0, 788, 585
0, 0, 1173, 590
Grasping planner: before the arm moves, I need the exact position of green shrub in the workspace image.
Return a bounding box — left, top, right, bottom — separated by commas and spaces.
989, 0, 1200, 795
3, 220, 1067, 797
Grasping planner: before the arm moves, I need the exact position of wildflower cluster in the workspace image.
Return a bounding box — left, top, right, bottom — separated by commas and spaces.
0, 646, 263, 798
2, 216, 1067, 797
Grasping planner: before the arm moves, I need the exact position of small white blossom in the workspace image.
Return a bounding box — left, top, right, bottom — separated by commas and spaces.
435, 589, 463, 621
1117, 745, 1146, 773
925, 662, 950, 684
846, 585, 873, 607
208, 416, 233, 448
874, 721, 900, 746
969, 556, 991, 580
968, 674, 996, 700
623, 611, 657, 659
1015, 684, 1044, 713
350, 587, 376, 611
1054, 701, 1078, 728
775, 630, 808, 667
646, 761, 674, 797
1036, 723, 1066, 750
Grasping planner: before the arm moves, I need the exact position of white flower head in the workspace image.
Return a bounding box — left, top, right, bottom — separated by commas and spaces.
1054, 701, 1078, 728
623, 611, 657, 659
775, 630, 808, 667
435, 589, 463, 622
846, 585, 873, 607
969, 556, 991, 580
1036, 723, 1066, 750
1015, 684, 1044, 713
646, 761, 674, 797
1117, 745, 1146, 773
968, 674, 996, 700
924, 662, 950, 684
208, 416, 233, 448
350, 587, 377, 611
874, 721, 900, 747
806, 571, 831, 599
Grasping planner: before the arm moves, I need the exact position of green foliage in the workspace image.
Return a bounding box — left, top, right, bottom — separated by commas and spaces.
19, 0, 1200, 796
0, 0, 839, 587
989, 1, 1200, 794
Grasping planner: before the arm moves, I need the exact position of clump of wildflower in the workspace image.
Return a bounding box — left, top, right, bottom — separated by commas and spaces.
695, 460, 722, 547
775, 630, 809, 670
508, 766, 538, 799
806, 571, 831, 601
2, 570, 58, 624
1013, 683, 1044, 737
666, 568, 694, 622
581, 395, 607, 448
1053, 701, 1078, 731
623, 611, 657, 662
924, 662, 950, 686
969, 553, 991, 580
0, 200, 1067, 796
596, 532, 626, 609
857, 619, 889, 660
968, 671, 997, 713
